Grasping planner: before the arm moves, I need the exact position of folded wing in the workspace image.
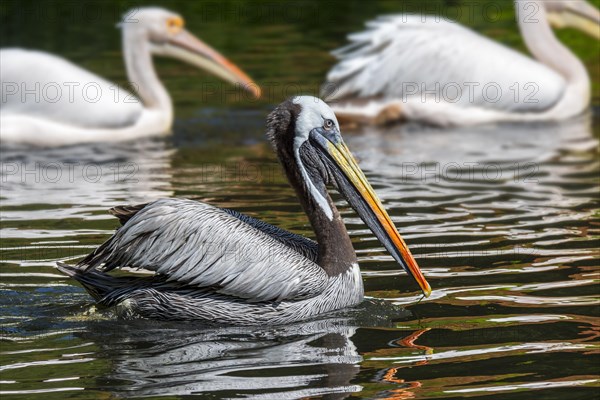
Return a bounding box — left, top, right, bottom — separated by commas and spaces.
80, 198, 327, 302
1, 49, 143, 129
323, 15, 565, 112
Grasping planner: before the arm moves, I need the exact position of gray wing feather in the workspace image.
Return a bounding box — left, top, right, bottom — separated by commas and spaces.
221, 208, 318, 262
79, 198, 327, 302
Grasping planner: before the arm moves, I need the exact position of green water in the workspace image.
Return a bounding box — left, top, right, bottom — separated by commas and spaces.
1, 1, 599, 399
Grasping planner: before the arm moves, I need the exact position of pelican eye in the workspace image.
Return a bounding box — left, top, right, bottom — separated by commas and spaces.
167, 17, 184, 34
323, 119, 335, 130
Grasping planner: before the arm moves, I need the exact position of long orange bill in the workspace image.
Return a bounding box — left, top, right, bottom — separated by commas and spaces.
323, 138, 431, 297
167, 29, 261, 98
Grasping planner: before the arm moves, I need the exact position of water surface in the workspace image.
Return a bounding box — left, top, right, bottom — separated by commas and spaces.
1, 0, 599, 398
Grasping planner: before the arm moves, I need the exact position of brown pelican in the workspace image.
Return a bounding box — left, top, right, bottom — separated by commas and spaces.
0, 7, 260, 146
322, 0, 599, 127
57, 96, 431, 324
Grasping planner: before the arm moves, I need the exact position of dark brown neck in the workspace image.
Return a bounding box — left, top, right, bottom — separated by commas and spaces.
266, 99, 357, 276
279, 149, 357, 277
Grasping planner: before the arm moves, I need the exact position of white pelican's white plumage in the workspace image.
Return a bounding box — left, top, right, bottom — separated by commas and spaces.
0, 7, 260, 146
322, 0, 599, 127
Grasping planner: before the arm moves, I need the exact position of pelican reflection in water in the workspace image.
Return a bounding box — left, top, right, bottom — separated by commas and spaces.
0, 7, 260, 146
84, 317, 364, 397
322, 0, 599, 126
58, 96, 431, 324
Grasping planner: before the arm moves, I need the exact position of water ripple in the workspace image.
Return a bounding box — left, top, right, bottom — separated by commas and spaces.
0, 108, 597, 398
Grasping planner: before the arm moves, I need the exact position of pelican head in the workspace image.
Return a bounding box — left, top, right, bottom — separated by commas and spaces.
121, 7, 261, 98
268, 96, 431, 297
543, 0, 600, 39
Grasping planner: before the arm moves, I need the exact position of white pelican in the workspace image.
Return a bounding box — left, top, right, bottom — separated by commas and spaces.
322, 0, 599, 127
0, 7, 260, 146
57, 96, 431, 324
